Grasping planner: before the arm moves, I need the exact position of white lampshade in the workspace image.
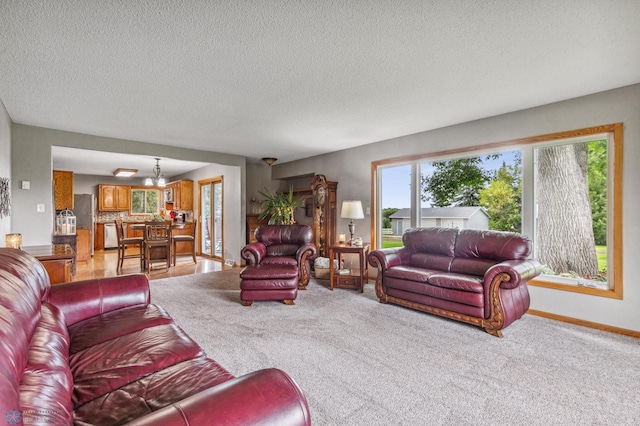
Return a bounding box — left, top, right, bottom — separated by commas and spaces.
340, 200, 364, 219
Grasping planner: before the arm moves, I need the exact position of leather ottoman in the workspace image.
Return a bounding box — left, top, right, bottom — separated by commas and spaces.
240, 264, 299, 306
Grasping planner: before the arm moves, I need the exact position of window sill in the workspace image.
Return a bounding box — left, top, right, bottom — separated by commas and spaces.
529, 277, 622, 299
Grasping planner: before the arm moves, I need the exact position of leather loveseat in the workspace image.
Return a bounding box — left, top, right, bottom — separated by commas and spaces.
0, 248, 311, 425
368, 227, 543, 337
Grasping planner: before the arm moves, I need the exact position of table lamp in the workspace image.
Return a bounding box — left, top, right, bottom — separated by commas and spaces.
5, 233, 22, 249
340, 200, 364, 245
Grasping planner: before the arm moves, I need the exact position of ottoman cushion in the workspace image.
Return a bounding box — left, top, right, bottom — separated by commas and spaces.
240, 264, 298, 280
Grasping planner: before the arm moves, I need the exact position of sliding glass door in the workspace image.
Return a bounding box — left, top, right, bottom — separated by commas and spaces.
199, 177, 223, 259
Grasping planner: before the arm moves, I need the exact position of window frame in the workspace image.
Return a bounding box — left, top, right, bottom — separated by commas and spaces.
371, 123, 623, 299
130, 188, 160, 215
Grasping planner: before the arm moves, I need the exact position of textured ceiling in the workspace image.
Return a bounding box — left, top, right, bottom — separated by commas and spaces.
1, 0, 640, 169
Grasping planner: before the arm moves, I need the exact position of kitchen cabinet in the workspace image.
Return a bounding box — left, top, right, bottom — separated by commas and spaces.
127, 224, 145, 247
95, 223, 104, 250
76, 228, 91, 262
99, 185, 131, 211
166, 180, 194, 210
53, 170, 74, 210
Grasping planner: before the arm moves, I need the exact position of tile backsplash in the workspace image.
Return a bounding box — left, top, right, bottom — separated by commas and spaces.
98, 210, 193, 223
98, 211, 153, 223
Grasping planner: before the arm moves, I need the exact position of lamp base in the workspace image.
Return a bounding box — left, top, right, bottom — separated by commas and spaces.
348, 221, 355, 246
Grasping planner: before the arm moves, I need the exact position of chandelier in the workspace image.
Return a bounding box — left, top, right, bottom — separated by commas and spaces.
144, 158, 166, 187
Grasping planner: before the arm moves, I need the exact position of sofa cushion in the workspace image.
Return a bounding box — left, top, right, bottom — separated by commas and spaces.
261, 255, 299, 266
385, 276, 484, 308
385, 265, 438, 283
240, 264, 299, 280
427, 273, 484, 293
68, 304, 174, 354
256, 225, 313, 246
74, 357, 235, 426
402, 227, 457, 256
409, 253, 454, 272
449, 257, 498, 277
19, 302, 74, 425
454, 229, 531, 261
266, 244, 300, 257
70, 323, 204, 407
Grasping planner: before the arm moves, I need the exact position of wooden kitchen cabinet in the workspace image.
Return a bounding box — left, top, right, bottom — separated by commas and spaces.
99, 185, 131, 211
95, 223, 104, 250
76, 228, 91, 262
53, 170, 74, 210
166, 180, 194, 210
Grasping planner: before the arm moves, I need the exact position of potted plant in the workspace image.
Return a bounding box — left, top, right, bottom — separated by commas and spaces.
258, 186, 305, 225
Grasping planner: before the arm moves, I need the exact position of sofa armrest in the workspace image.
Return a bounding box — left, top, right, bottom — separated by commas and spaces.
296, 243, 316, 264
241, 242, 267, 265
368, 248, 408, 271
48, 274, 150, 326
126, 368, 311, 426
484, 259, 544, 290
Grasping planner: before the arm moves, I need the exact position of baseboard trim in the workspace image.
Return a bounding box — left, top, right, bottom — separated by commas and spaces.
527, 309, 640, 338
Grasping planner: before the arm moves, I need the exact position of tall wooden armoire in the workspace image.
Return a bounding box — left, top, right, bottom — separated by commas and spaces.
311, 175, 338, 258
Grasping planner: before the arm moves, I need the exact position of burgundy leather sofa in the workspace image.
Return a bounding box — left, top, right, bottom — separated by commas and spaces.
0, 248, 311, 425
368, 227, 543, 337
241, 225, 317, 289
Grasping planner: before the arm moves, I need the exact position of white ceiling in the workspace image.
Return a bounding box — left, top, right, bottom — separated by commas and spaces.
51, 146, 211, 178
2, 1, 640, 172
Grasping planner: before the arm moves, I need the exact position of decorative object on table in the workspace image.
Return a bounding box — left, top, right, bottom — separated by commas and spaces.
144, 157, 166, 187
258, 185, 305, 225
338, 233, 346, 243
313, 256, 339, 280
5, 233, 22, 249
56, 209, 76, 235
0, 177, 10, 218
340, 200, 364, 245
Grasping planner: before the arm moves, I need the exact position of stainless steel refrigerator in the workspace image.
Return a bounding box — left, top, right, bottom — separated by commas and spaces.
73, 194, 96, 256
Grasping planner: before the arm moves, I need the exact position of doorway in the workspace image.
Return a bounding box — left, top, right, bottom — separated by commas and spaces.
198, 177, 223, 259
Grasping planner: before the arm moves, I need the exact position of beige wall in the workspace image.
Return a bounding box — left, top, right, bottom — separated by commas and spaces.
0, 99, 10, 243
271, 84, 640, 333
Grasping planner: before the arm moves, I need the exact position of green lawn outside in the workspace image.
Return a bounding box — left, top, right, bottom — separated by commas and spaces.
596, 245, 607, 272
381, 240, 404, 249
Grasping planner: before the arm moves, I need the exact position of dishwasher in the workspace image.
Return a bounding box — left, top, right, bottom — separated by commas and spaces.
104, 222, 119, 249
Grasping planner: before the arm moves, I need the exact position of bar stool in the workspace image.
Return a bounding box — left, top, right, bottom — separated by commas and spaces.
172, 219, 197, 265
115, 219, 144, 271
143, 221, 172, 272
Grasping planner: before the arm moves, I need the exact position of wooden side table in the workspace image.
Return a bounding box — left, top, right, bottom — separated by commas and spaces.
328, 243, 370, 293
22, 244, 75, 285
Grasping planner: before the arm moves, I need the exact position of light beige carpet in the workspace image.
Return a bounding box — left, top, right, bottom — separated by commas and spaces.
150, 270, 640, 425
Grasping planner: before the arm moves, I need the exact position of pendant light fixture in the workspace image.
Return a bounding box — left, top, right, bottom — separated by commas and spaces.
144, 158, 166, 187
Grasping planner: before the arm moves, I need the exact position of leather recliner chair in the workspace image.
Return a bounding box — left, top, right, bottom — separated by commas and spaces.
241, 225, 317, 289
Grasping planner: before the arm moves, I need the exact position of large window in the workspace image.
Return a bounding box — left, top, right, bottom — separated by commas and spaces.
372, 124, 622, 299
131, 189, 159, 215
